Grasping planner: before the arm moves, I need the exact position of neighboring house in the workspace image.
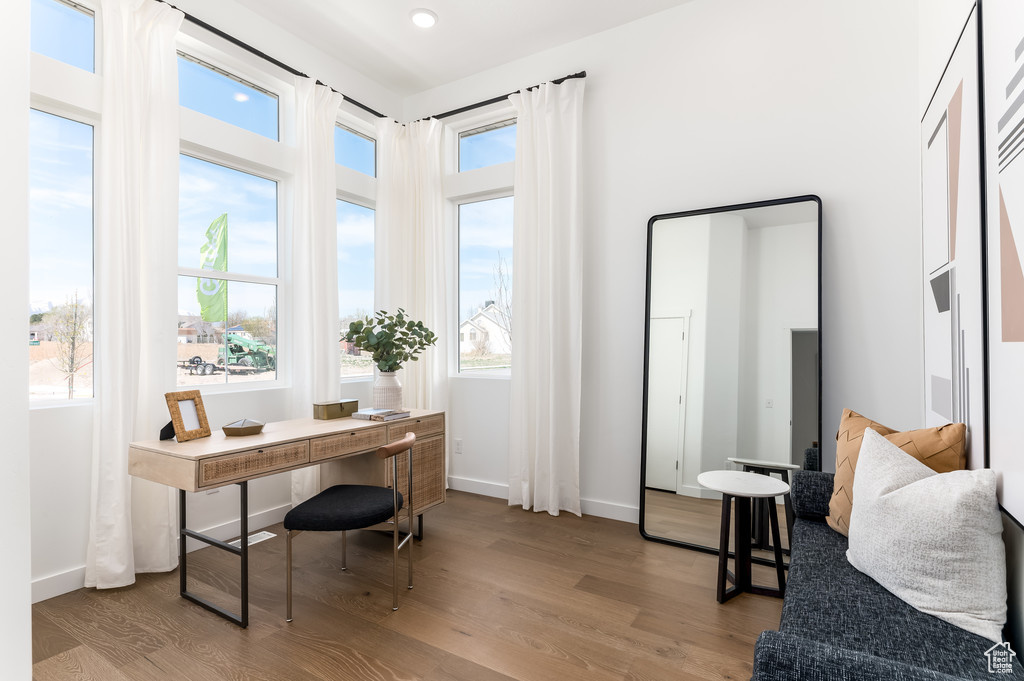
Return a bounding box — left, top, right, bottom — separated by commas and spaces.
458, 302, 511, 355
178, 316, 221, 344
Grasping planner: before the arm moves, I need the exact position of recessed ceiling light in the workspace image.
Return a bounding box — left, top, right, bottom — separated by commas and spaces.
410, 8, 437, 29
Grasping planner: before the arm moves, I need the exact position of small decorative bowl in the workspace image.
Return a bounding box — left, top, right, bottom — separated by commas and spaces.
222, 419, 265, 437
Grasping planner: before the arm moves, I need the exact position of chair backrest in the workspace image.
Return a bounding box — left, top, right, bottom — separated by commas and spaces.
376, 432, 416, 459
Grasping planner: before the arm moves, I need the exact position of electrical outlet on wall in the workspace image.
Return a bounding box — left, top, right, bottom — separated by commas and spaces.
454, 438, 463, 454
765, 398, 774, 409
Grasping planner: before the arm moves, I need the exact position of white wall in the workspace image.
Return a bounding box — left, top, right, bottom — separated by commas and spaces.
649, 216, 711, 495
2, 0, 33, 676
700, 214, 745, 476
410, 0, 922, 519
918, 0, 1024, 652
737, 222, 818, 463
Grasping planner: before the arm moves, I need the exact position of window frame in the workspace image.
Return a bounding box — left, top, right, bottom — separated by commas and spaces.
28, 0, 100, 407
335, 108, 378, 384
174, 31, 294, 394
443, 105, 517, 379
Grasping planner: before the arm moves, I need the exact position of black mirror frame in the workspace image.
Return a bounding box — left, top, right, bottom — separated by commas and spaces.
638, 194, 823, 564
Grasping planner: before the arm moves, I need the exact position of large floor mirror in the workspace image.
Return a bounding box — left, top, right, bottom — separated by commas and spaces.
639, 195, 821, 565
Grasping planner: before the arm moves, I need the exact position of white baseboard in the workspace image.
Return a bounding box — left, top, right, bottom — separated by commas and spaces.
31, 503, 292, 604
32, 566, 86, 604
449, 475, 640, 524
448, 475, 509, 499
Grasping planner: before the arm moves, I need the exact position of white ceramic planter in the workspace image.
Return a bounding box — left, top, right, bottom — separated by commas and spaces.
373, 371, 403, 410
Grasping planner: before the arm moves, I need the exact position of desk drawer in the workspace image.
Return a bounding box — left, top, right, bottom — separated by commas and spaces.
388, 414, 444, 442
310, 427, 387, 462
200, 442, 309, 487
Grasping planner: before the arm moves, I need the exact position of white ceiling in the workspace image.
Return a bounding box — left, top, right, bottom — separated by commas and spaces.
240, 0, 693, 97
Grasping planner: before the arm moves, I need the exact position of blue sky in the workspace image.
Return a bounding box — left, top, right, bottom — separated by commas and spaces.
459, 197, 513, 322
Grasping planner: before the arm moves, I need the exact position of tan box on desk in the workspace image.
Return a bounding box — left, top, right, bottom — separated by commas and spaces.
313, 399, 358, 420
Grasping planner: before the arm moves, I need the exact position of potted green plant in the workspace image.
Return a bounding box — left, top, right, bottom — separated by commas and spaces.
344, 308, 437, 409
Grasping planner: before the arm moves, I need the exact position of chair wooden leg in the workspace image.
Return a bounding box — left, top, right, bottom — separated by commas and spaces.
286, 530, 293, 622
341, 530, 347, 571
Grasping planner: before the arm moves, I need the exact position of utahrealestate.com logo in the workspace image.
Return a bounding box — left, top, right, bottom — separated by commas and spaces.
985, 642, 1017, 674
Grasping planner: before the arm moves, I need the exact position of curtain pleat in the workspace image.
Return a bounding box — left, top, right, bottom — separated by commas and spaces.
507, 79, 586, 516
86, 0, 183, 588
290, 79, 344, 506
374, 119, 449, 414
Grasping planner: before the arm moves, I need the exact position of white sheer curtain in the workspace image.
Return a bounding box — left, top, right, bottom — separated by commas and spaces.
86, 0, 183, 588
507, 79, 586, 516
374, 119, 449, 413
290, 78, 344, 505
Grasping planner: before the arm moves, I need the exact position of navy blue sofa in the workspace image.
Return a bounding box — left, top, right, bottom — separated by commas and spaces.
752, 470, 1024, 680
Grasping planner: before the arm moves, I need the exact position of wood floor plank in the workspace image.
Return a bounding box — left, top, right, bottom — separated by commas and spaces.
32, 608, 81, 665
35, 588, 166, 669
33, 490, 784, 681
32, 645, 133, 681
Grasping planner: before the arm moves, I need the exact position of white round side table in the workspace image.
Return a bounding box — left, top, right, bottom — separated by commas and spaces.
697, 470, 790, 604
726, 457, 800, 551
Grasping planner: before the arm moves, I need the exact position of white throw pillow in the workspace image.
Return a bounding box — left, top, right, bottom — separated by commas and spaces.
846, 427, 1007, 642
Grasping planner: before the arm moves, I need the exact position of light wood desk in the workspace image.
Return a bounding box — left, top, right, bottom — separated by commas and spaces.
129, 409, 445, 627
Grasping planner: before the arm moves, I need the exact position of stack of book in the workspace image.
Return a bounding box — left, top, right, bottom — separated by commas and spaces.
351, 408, 410, 422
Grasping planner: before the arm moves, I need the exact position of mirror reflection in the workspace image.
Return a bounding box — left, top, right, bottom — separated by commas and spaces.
640, 196, 821, 563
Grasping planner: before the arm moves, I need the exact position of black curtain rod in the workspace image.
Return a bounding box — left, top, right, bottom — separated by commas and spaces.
155, 0, 388, 119
430, 71, 587, 120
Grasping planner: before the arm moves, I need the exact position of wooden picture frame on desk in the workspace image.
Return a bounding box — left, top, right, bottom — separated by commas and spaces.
164, 390, 211, 442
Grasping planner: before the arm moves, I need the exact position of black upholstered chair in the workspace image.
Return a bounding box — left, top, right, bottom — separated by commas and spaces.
284, 432, 416, 621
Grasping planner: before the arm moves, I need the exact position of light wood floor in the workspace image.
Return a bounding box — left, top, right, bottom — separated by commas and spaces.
32, 490, 784, 681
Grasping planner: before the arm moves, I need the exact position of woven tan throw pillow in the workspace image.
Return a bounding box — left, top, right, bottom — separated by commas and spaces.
826, 408, 966, 536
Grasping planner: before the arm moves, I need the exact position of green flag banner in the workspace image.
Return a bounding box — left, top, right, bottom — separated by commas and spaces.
197, 213, 227, 323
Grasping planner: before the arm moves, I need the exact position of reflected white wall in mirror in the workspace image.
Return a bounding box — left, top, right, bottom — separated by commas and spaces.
641, 197, 820, 555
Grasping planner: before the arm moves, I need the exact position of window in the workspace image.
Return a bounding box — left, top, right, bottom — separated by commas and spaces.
31, 0, 94, 73
177, 155, 279, 385
459, 120, 516, 171
338, 199, 375, 378
335, 125, 376, 177
458, 196, 513, 373
29, 109, 94, 400
178, 53, 279, 140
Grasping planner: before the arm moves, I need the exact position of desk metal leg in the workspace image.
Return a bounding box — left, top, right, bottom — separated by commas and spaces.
179, 482, 249, 628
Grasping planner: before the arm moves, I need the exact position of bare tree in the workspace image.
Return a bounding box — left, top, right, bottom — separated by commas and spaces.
47, 291, 92, 399
471, 332, 491, 356
493, 252, 513, 350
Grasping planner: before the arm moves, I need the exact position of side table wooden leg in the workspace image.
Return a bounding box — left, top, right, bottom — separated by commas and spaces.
769, 496, 786, 596
716, 494, 732, 603
734, 497, 752, 594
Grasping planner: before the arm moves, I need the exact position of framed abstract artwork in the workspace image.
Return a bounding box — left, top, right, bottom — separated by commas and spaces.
981, 0, 1024, 523
921, 4, 986, 470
